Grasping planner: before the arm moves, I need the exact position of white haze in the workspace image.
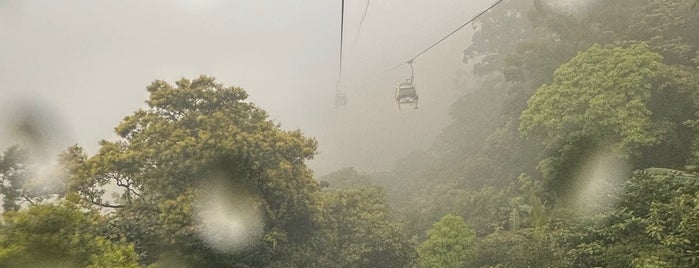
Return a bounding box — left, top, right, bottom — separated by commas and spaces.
0, 0, 490, 176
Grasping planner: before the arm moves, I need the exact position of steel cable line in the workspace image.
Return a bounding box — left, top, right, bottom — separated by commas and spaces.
338, 0, 345, 84
352, 0, 371, 47
386, 0, 506, 72
334, 0, 348, 108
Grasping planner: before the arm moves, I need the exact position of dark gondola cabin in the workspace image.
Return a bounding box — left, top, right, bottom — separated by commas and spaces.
395, 81, 418, 110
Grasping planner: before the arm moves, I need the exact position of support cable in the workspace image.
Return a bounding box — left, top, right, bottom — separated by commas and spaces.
337, 0, 345, 88
387, 0, 506, 71
352, 0, 371, 47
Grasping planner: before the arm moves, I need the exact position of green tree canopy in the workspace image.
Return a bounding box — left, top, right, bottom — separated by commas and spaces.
0, 146, 28, 212
1, 146, 61, 212
521, 44, 666, 152
520, 43, 699, 196
0, 199, 139, 268
418, 214, 475, 268
65, 76, 321, 266
308, 187, 415, 268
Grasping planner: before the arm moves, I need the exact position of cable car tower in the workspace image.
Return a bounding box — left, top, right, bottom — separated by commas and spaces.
395, 60, 418, 110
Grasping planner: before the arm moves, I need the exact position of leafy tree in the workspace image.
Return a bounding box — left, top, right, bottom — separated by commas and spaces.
3, 0, 694, 265
0, 146, 27, 212
530, 0, 699, 67
627, 169, 699, 267
464, 0, 536, 77
623, 0, 699, 66
645, 192, 699, 266
0, 198, 139, 268
391, 1, 699, 267
472, 228, 566, 268
520, 43, 699, 197
318, 167, 374, 189
65, 76, 321, 266
306, 187, 415, 268
546, 168, 699, 267
522, 44, 664, 153
0, 146, 60, 211
417, 214, 475, 268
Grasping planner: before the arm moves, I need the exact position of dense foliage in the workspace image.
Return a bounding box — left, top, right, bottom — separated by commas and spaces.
1, 77, 413, 267
2, 0, 699, 267
417, 214, 475, 268
0, 198, 140, 268
372, 0, 699, 267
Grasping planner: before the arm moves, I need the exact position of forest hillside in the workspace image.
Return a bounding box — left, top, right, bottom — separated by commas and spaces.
2, 0, 699, 267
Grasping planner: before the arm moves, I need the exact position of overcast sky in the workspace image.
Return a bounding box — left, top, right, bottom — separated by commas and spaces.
0, 0, 491, 175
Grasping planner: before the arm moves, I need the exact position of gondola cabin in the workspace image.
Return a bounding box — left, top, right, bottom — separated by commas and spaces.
335, 91, 347, 108
395, 81, 418, 110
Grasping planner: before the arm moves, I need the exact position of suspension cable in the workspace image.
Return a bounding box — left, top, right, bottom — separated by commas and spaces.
352, 0, 371, 47
391, 0, 506, 70
337, 0, 345, 90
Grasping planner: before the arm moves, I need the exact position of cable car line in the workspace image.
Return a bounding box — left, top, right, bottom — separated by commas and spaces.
412, 0, 505, 63
335, 0, 348, 108
337, 0, 369, 108
372, 0, 506, 80
352, 0, 371, 47
338, 0, 506, 109
338, 0, 345, 81
392, 0, 505, 110
391, 0, 506, 71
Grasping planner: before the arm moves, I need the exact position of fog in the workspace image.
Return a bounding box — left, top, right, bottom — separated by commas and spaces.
0, 0, 488, 175
3, 1, 698, 266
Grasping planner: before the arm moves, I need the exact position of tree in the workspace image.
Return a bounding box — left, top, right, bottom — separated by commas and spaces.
417, 214, 475, 268
520, 43, 699, 197
529, 0, 699, 68
521, 44, 664, 153
472, 228, 566, 268
464, 0, 536, 77
0, 146, 27, 212
0, 146, 59, 211
65, 76, 321, 266
318, 167, 374, 189
628, 169, 699, 267
305, 187, 416, 268
0, 198, 139, 268
383, 1, 699, 266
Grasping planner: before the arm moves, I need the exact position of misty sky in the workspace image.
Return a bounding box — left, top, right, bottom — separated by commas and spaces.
0, 0, 490, 175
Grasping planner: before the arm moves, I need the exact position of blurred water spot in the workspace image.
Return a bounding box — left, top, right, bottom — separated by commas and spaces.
3, 100, 72, 196
572, 149, 630, 214
5, 100, 70, 155
543, 0, 600, 16
196, 176, 264, 253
